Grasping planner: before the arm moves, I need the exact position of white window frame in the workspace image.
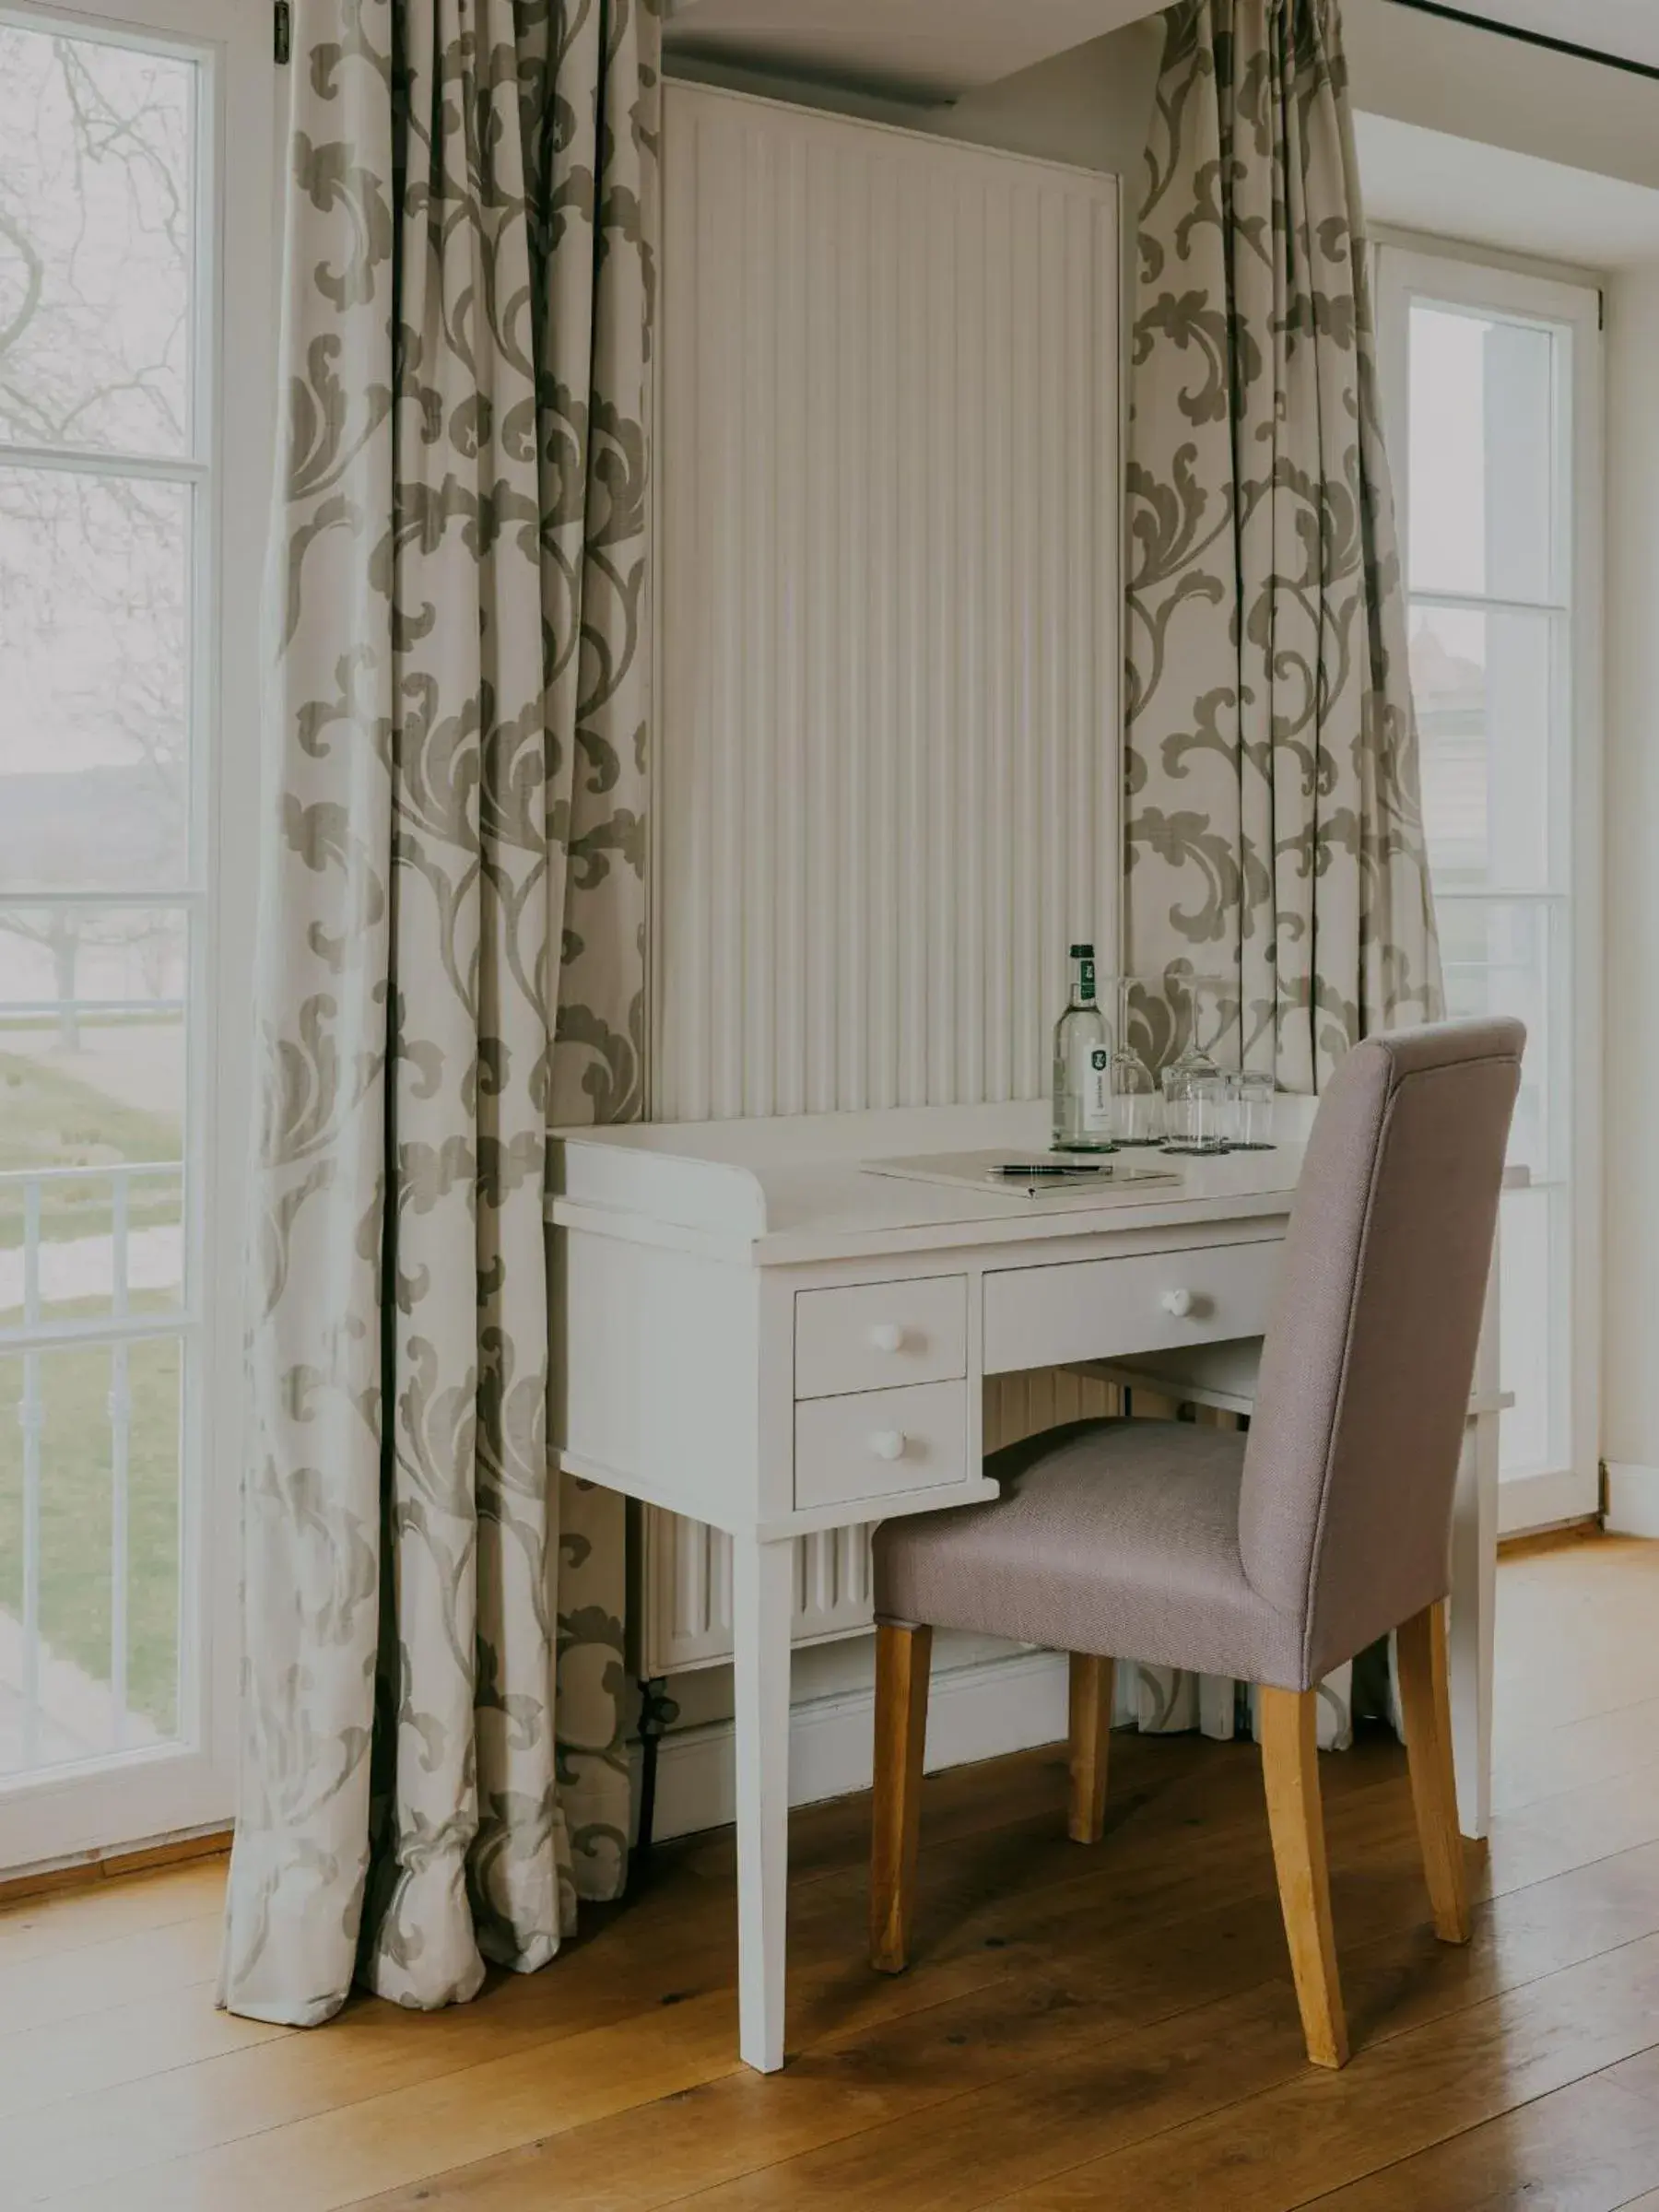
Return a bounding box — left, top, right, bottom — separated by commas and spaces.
1377, 241, 1604, 1539
0, 0, 272, 1870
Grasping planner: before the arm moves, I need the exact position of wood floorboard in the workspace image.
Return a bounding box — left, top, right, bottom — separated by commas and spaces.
1489, 1691, 1659, 1816
376, 1841, 1659, 2212
1304, 2043, 1659, 2210
0, 1857, 225, 1970
2, 1540, 1655, 2212
969, 1931, 1659, 2209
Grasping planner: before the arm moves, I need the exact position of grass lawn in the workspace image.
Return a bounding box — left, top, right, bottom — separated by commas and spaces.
0, 1044, 182, 1250
0, 1311, 182, 1735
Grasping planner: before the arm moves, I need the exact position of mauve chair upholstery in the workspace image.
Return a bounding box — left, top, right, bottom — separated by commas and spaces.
874, 1018, 1524, 1693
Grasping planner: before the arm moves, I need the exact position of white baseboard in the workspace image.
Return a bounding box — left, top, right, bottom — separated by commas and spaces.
1605, 1463, 1659, 1539
1497, 1467, 1601, 1538
646, 1648, 1068, 1844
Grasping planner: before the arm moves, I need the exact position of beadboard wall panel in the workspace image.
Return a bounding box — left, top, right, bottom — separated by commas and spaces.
641, 86, 1123, 1681
655, 83, 1121, 1123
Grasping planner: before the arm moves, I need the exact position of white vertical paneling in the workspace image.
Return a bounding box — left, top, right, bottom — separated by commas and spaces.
642, 1510, 890, 1676
646, 86, 1122, 1675
657, 85, 1120, 1122
983, 1368, 1119, 1455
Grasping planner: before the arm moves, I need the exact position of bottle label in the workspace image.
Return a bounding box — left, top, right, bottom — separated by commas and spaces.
1084, 1045, 1111, 1132
1077, 956, 1096, 1003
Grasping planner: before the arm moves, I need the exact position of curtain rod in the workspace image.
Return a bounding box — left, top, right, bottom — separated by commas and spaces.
1386, 0, 1659, 84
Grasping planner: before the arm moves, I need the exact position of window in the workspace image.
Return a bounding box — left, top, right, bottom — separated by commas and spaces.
0, 0, 271, 1866
1378, 245, 1602, 1536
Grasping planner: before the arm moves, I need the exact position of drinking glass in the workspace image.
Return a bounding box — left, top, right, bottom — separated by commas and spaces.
1226, 1070, 1277, 1150
1105, 976, 1163, 1147
1160, 976, 1231, 1155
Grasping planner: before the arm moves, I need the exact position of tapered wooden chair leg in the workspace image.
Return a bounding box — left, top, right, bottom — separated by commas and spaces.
870, 1622, 932, 1973
1260, 1685, 1350, 2069
1067, 1653, 1114, 1843
1396, 1601, 1472, 1945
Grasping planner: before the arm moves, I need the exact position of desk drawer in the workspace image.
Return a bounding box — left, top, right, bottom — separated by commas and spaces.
794, 1381, 969, 1512
794, 1276, 968, 1400
983, 1239, 1280, 1376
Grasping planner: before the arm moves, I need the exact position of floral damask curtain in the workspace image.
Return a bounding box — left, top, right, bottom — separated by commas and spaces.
220, 0, 659, 2026
1120, 0, 1437, 1752
1124, 0, 1441, 1091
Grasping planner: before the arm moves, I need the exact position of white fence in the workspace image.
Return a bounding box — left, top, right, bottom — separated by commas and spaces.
1, 1160, 183, 1774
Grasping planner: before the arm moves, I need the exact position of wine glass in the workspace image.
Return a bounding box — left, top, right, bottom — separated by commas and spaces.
1104, 976, 1163, 1147
1161, 975, 1231, 1155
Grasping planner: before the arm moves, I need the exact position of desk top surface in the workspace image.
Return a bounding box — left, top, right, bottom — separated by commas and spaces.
547, 1100, 1312, 1265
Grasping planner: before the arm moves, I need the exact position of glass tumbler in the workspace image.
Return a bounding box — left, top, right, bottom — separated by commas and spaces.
1163, 1065, 1230, 1154
1226, 1070, 1277, 1150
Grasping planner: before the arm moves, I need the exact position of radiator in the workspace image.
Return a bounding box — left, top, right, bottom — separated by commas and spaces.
633, 1370, 1118, 1677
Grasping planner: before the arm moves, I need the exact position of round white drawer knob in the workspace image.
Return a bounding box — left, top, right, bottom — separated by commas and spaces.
869, 1430, 909, 1462
868, 1322, 906, 1354
1161, 1288, 1194, 1319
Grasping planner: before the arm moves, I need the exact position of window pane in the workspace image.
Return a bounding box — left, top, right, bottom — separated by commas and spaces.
1408, 303, 1556, 606
0, 25, 195, 458
1409, 603, 1559, 891
0, 906, 186, 1324
1498, 1185, 1568, 1484
0, 1335, 182, 1774
1436, 898, 1556, 1178
0, 467, 191, 893
0, 14, 210, 1816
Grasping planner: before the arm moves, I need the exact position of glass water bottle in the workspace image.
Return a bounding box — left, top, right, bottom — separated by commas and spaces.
1052, 944, 1114, 1153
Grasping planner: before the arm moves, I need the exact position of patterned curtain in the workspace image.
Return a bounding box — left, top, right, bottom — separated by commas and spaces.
1124, 0, 1441, 1091
1121, 0, 1437, 1752
219, 0, 659, 2026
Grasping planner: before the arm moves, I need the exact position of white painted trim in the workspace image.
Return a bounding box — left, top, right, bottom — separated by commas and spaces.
0, 0, 274, 1871
1605, 1463, 1659, 1540
1376, 242, 1604, 1534
1497, 1467, 1599, 1539
0, 1818, 227, 1891
643, 1648, 1068, 1843
1368, 220, 1606, 298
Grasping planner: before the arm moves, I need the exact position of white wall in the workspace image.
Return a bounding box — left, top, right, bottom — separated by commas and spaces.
1344, 0, 1659, 194
650, 26, 1163, 1797
641, 5, 1659, 1824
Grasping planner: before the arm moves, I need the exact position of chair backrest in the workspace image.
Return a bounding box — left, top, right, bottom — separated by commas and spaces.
1239, 1018, 1524, 1682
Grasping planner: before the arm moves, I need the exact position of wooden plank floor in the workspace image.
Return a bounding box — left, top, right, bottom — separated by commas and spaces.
3, 1534, 1658, 2210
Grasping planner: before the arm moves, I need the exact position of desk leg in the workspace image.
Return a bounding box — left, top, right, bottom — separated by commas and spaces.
733, 1534, 794, 2072
1448, 1409, 1497, 1841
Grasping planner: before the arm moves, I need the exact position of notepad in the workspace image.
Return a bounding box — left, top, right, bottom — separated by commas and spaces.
863, 1151, 1182, 1200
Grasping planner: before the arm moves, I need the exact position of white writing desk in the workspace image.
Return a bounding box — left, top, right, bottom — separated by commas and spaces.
547, 1100, 1501, 2074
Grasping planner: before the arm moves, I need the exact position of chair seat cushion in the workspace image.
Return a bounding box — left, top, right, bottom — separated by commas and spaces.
873, 1418, 1307, 1690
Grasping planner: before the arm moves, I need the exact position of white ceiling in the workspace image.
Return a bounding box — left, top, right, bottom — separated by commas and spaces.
662, 3, 1659, 110
1458, 1, 1659, 73
663, 0, 1161, 100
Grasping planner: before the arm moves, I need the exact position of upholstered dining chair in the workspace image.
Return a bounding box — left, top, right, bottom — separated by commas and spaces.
867, 1017, 1524, 2070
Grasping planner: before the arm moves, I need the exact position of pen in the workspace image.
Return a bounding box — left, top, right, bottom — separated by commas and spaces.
994, 1162, 1112, 1177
